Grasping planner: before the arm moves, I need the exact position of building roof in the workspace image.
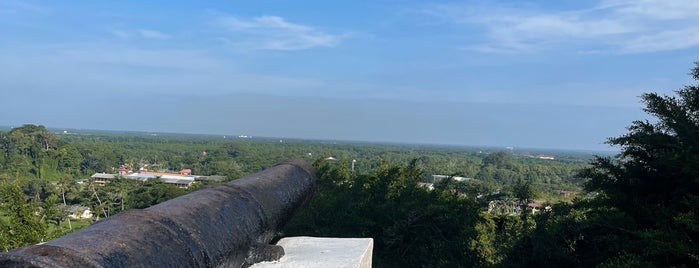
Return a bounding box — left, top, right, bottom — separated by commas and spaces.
195, 175, 225, 181
139, 171, 190, 177
453, 176, 473, 182
91, 173, 116, 179
67, 205, 90, 213
125, 173, 157, 179
160, 178, 194, 185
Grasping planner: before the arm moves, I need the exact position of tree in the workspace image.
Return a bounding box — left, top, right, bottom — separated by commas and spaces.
283, 158, 481, 267
512, 178, 533, 217
55, 176, 76, 230
41, 194, 63, 227
482, 152, 512, 169
470, 212, 528, 267
0, 125, 79, 181
578, 63, 699, 266
0, 181, 47, 251
512, 62, 699, 267
127, 179, 187, 209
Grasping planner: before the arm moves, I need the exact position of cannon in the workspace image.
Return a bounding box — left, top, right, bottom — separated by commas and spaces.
0, 159, 315, 268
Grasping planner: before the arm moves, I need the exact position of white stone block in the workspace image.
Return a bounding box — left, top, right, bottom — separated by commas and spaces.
251, 236, 373, 268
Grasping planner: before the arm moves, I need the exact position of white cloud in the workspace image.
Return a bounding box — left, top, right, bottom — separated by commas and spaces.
425, 0, 699, 54
222, 15, 311, 32
216, 15, 342, 50
495, 15, 632, 39
604, 0, 699, 20
138, 29, 170, 39
619, 26, 699, 53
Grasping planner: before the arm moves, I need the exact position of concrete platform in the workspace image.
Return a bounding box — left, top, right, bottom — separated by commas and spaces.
251, 236, 373, 268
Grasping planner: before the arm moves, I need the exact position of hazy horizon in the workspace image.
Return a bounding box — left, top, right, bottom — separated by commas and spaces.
2, 0, 698, 151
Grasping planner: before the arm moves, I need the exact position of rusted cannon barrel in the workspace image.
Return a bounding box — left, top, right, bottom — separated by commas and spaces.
0, 159, 315, 268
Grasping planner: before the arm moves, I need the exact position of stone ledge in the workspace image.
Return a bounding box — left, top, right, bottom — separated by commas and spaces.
251, 236, 373, 268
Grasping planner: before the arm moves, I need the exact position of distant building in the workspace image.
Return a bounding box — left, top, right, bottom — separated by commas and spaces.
521, 153, 555, 160
118, 165, 132, 175
432, 175, 472, 182
554, 190, 579, 196
125, 172, 195, 188
417, 182, 434, 191
159, 177, 194, 188
91, 173, 116, 185
195, 175, 225, 182
67, 205, 93, 220
91, 167, 201, 188
432, 175, 449, 182
452, 176, 473, 182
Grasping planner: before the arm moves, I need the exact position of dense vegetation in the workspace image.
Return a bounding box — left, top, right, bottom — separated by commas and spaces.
506, 64, 699, 267
3, 64, 696, 267
0, 124, 586, 254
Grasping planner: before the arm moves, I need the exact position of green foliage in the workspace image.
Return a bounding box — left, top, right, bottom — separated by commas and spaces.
42, 194, 62, 226
512, 178, 533, 208
597, 252, 654, 268
579, 64, 699, 266
470, 212, 528, 267
0, 181, 47, 251
508, 62, 699, 267
127, 179, 187, 209
284, 159, 481, 267
482, 152, 513, 169
0, 125, 75, 180
0, 124, 591, 258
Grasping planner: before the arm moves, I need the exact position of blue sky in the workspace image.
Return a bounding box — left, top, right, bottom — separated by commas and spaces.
1, 0, 698, 151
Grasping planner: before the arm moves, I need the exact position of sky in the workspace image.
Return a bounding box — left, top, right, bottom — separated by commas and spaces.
1, 0, 698, 151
